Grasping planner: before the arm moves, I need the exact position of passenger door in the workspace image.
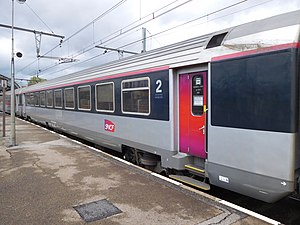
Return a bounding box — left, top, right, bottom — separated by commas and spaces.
179, 71, 207, 158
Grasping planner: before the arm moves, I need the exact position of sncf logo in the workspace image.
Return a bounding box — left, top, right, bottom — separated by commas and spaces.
104, 119, 115, 132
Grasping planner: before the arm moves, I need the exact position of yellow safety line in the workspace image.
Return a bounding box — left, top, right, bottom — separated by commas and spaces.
170, 176, 210, 191
185, 165, 205, 173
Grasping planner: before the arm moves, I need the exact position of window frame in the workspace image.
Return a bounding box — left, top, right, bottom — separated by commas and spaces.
95, 82, 115, 113
121, 77, 151, 116
30, 93, 34, 106
54, 89, 63, 109
25, 93, 30, 106
77, 85, 91, 111
17, 94, 22, 105
40, 91, 46, 107
34, 92, 40, 107
64, 87, 75, 110
46, 90, 53, 108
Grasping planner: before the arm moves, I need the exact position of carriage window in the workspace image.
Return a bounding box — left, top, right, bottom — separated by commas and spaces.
64, 88, 75, 109
30, 93, 34, 106
46, 90, 53, 107
40, 91, 45, 107
78, 85, 91, 110
54, 89, 62, 108
121, 77, 150, 115
18, 95, 22, 105
25, 94, 30, 105
96, 82, 114, 112
34, 92, 40, 106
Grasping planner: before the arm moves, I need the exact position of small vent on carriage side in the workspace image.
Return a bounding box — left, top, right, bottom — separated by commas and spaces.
206, 32, 227, 49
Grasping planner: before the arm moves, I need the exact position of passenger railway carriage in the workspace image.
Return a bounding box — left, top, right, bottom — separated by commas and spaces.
7, 10, 300, 202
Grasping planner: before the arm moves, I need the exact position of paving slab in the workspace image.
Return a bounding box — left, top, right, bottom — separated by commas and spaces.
0, 116, 272, 225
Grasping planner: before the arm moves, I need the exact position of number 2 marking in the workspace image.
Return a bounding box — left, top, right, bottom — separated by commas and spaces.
156, 80, 162, 93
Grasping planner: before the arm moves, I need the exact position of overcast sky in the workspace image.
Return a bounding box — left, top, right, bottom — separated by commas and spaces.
0, 0, 300, 86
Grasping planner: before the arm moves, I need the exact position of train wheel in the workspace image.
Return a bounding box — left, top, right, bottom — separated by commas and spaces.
123, 147, 137, 164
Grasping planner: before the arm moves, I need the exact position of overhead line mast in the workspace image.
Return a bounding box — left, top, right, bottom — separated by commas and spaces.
0, 23, 79, 70
0, 23, 66, 60
0, 23, 64, 38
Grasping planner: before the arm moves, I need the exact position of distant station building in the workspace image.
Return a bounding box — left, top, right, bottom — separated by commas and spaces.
0, 74, 20, 93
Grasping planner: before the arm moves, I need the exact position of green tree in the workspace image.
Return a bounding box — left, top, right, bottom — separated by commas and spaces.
28, 76, 46, 86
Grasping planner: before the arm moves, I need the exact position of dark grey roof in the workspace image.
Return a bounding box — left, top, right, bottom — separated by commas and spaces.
0, 74, 20, 92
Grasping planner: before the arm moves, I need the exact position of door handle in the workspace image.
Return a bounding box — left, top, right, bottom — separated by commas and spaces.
199, 126, 205, 134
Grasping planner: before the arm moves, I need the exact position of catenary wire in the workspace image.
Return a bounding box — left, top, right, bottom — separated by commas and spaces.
22, 0, 275, 79
35, 0, 250, 78
69, 0, 191, 59
28, 0, 195, 77
25, 3, 54, 34
25, 0, 186, 71
18, 0, 128, 74
18, 0, 188, 76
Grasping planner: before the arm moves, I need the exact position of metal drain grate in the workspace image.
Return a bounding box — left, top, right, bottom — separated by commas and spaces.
74, 199, 122, 222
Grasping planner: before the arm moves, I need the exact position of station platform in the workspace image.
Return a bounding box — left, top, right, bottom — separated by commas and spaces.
0, 115, 276, 225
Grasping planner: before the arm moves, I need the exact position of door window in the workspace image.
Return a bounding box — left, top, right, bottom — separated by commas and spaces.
192, 75, 204, 116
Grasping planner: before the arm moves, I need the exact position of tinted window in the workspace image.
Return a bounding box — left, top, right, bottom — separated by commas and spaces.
64, 88, 75, 109
30, 93, 34, 106
40, 91, 45, 107
17, 95, 22, 105
78, 86, 91, 110
54, 89, 62, 108
47, 90, 53, 107
192, 75, 204, 116
211, 50, 297, 132
34, 92, 40, 106
96, 83, 114, 112
122, 78, 150, 115
25, 94, 30, 105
